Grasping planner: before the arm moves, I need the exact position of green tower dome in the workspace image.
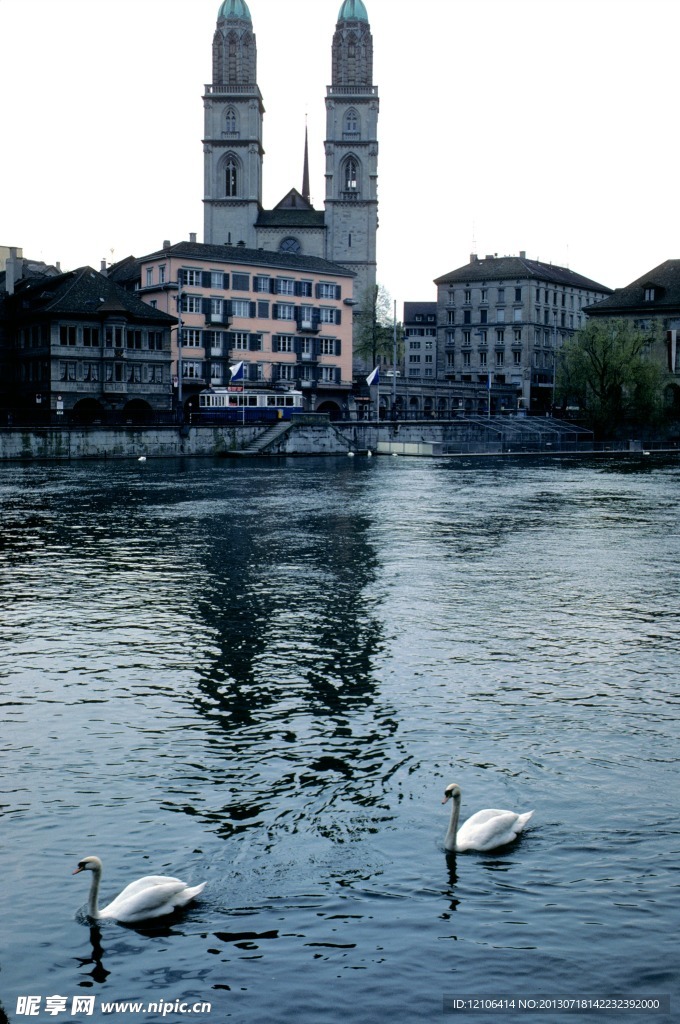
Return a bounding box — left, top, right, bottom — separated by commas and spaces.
338, 0, 369, 22
218, 0, 252, 21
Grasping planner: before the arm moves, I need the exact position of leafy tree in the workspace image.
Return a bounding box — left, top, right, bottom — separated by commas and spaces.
556, 317, 666, 438
353, 284, 403, 373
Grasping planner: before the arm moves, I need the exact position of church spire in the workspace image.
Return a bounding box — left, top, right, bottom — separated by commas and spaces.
302, 119, 310, 203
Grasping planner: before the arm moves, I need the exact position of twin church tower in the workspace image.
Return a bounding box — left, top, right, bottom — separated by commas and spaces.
203, 0, 379, 309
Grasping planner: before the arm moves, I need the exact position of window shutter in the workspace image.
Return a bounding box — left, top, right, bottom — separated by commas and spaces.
202, 298, 212, 319
314, 283, 321, 299
178, 270, 185, 286
225, 332, 234, 350
270, 280, 278, 294
249, 333, 262, 351
248, 363, 258, 381
273, 304, 279, 320
312, 308, 321, 330
257, 300, 269, 318
249, 301, 257, 318
225, 299, 233, 320
335, 309, 342, 325
272, 336, 279, 353
335, 339, 342, 356
294, 337, 302, 356
335, 285, 342, 300
202, 271, 211, 288
223, 273, 230, 290
335, 367, 341, 383
294, 281, 303, 297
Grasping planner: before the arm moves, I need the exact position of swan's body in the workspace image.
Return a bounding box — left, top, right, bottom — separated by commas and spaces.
73, 856, 205, 924
442, 783, 533, 853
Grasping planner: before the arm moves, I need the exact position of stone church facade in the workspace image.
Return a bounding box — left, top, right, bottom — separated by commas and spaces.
202, 0, 378, 371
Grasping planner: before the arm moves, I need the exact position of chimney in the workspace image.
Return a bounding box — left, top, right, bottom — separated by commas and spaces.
470, 253, 478, 263
189, 232, 197, 244
5, 247, 21, 295
100, 259, 108, 274
163, 239, 171, 249
519, 250, 526, 259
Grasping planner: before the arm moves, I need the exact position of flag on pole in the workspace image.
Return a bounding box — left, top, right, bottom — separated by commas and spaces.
230, 361, 245, 382
366, 367, 380, 386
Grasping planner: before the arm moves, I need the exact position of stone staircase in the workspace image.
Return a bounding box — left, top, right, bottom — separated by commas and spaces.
235, 419, 293, 455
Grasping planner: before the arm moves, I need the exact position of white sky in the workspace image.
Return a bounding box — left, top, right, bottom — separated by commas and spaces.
2, 0, 678, 310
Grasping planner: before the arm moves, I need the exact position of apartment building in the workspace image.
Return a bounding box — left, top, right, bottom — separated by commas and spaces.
435, 253, 612, 412
136, 240, 355, 418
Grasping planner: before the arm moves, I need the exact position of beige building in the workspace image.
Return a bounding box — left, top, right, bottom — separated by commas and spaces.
137, 240, 355, 418
435, 253, 612, 413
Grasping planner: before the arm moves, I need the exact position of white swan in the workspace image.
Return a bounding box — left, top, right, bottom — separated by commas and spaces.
442, 783, 534, 853
73, 856, 205, 924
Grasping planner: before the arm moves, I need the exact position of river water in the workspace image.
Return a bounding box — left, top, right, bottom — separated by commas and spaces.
0, 454, 678, 1024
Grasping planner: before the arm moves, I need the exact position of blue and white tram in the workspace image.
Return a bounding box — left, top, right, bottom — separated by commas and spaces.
197, 387, 304, 423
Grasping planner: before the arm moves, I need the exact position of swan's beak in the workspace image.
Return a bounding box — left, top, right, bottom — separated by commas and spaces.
441, 795, 449, 804
72, 866, 84, 874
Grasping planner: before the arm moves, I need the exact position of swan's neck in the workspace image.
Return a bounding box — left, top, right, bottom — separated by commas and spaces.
87, 868, 102, 919
444, 796, 461, 852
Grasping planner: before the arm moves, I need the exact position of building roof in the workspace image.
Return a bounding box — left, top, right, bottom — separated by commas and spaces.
11, 267, 176, 323
338, 0, 369, 22
585, 259, 680, 315
217, 0, 252, 23
434, 254, 612, 294
141, 240, 354, 277
404, 301, 437, 321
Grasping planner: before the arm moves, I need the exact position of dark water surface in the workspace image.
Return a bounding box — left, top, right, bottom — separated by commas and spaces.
0, 455, 678, 1024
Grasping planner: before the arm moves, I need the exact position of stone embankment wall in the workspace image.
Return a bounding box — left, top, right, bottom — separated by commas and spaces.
0, 418, 588, 461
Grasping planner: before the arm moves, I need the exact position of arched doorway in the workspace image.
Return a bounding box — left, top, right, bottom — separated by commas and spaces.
123, 399, 154, 425
316, 400, 341, 421
408, 396, 420, 420
72, 398, 106, 425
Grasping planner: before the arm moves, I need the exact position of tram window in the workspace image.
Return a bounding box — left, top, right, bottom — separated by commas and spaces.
248, 396, 257, 406
267, 396, 276, 406
285, 396, 293, 406
228, 396, 238, 406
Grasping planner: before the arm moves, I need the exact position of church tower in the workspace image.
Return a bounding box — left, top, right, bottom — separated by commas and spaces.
203, 0, 263, 247
324, 0, 379, 313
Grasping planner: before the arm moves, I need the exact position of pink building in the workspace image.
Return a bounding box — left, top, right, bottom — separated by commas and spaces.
138, 240, 355, 419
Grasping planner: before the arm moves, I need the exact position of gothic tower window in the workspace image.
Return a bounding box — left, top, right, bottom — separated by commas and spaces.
225, 158, 238, 197
224, 107, 238, 136
344, 109, 359, 137
343, 157, 359, 192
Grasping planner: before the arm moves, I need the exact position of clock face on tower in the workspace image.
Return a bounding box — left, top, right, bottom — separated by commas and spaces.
279, 237, 302, 254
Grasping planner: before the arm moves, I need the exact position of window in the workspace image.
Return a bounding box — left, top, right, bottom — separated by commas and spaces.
274, 334, 295, 352
410, 340, 421, 350
182, 295, 202, 314
319, 338, 338, 355
211, 298, 224, 319
232, 299, 251, 318
210, 364, 223, 384
479, 350, 487, 367
496, 349, 505, 366
644, 287, 656, 301
513, 329, 522, 343
148, 331, 163, 350
515, 287, 522, 302
464, 289, 471, 303
225, 158, 238, 197
463, 351, 471, 367
254, 275, 271, 292
211, 271, 225, 289
145, 268, 153, 287
182, 361, 203, 379
318, 282, 338, 299
279, 237, 301, 255
480, 309, 488, 324
257, 300, 270, 318
276, 278, 295, 295
497, 288, 505, 302
232, 272, 250, 290
319, 307, 338, 324
84, 363, 99, 382
147, 365, 164, 383
513, 308, 522, 322
127, 330, 143, 349
481, 289, 488, 302
277, 364, 296, 381
344, 109, 359, 134
276, 303, 295, 320
158, 265, 166, 284
183, 269, 202, 287
462, 330, 471, 346
231, 332, 250, 350
497, 309, 505, 323
320, 365, 337, 382
298, 280, 313, 297
83, 327, 99, 347
60, 325, 77, 346
225, 108, 238, 135
344, 158, 358, 191
496, 329, 505, 343
184, 329, 202, 347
